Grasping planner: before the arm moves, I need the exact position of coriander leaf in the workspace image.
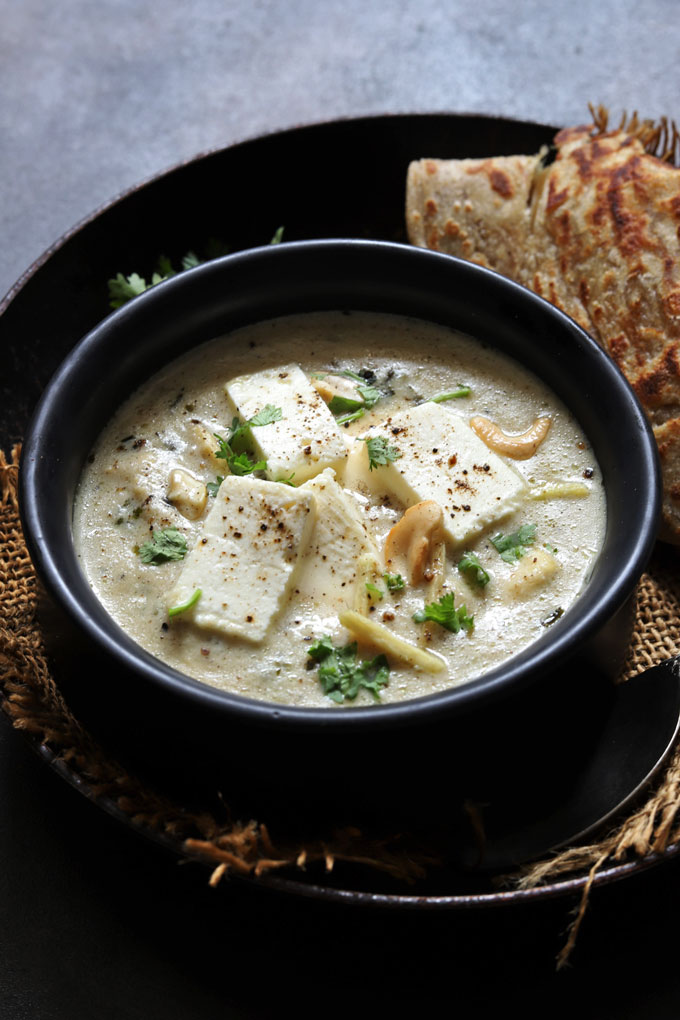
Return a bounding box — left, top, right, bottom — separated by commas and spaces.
270, 226, 285, 244
383, 572, 405, 592
365, 581, 384, 601
213, 433, 233, 461
248, 404, 283, 428
365, 435, 401, 471
275, 473, 297, 486
108, 272, 149, 309
139, 528, 188, 565
328, 394, 365, 415
155, 254, 176, 278
356, 383, 381, 408
413, 592, 474, 634
168, 588, 202, 618
429, 385, 471, 402
491, 523, 537, 563
336, 408, 366, 426
213, 406, 280, 476
307, 635, 335, 661
180, 251, 201, 270
457, 551, 490, 588
228, 452, 268, 476
206, 475, 224, 497
336, 368, 377, 386
307, 638, 390, 703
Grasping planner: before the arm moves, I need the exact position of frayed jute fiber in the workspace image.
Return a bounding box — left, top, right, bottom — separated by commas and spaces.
4, 441, 680, 965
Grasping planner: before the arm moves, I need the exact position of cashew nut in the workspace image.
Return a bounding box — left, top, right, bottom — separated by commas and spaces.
504, 546, 560, 598
190, 421, 225, 467
469, 415, 552, 459
167, 468, 207, 520
384, 500, 446, 585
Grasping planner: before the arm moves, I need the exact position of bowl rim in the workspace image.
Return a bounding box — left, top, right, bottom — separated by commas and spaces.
19, 238, 662, 733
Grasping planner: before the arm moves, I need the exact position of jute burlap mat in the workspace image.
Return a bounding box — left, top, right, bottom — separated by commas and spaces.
3, 442, 680, 964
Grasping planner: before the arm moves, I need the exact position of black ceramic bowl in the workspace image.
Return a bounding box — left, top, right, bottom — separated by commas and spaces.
20, 240, 661, 823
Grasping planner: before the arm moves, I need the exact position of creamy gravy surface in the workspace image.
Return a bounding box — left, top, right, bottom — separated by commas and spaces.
73, 311, 606, 706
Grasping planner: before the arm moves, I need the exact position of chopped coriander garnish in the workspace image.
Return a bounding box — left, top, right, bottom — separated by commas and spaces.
336, 408, 366, 426
319, 367, 383, 419
139, 528, 188, 565
365, 435, 401, 471
457, 551, 490, 588
247, 404, 283, 428
108, 271, 151, 308
328, 394, 364, 415
108, 255, 180, 308
336, 368, 377, 386
107, 231, 275, 309
429, 385, 472, 402
206, 475, 224, 497
413, 592, 474, 634
180, 251, 201, 270
365, 581, 384, 601
491, 524, 537, 563
383, 572, 405, 592
307, 637, 390, 703
355, 383, 382, 408
275, 473, 297, 486
228, 451, 268, 476
168, 588, 202, 618
213, 404, 282, 476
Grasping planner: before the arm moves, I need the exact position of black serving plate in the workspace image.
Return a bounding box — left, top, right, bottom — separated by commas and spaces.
3, 113, 676, 906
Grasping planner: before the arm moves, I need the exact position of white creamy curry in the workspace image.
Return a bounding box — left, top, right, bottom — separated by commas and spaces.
73, 311, 606, 707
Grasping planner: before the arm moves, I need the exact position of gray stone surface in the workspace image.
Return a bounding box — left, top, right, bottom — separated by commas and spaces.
2, 0, 679, 298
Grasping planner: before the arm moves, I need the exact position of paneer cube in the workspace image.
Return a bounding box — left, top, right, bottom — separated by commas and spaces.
166, 476, 316, 642
359, 402, 526, 547
296, 469, 380, 611
225, 364, 349, 484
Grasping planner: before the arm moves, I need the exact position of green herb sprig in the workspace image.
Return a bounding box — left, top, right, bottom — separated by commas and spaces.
383, 572, 405, 592
365, 435, 401, 471
214, 404, 282, 476
413, 592, 474, 634
457, 551, 490, 588
107, 229, 284, 309
168, 588, 202, 618
139, 528, 188, 565
429, 385, 472, 403
307, 637, 390, 703
491, 524, 537, 563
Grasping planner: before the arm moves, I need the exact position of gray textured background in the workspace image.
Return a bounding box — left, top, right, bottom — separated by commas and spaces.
2, 0, 679, 299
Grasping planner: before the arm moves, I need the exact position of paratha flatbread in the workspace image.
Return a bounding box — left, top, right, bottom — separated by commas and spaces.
406, 119, 680, 542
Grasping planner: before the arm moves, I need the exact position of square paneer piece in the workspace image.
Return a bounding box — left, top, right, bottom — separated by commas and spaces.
166, 476, 316, 642
363, 402, 526, 546
297, 469, 380, 611
225, 364, 349, 484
